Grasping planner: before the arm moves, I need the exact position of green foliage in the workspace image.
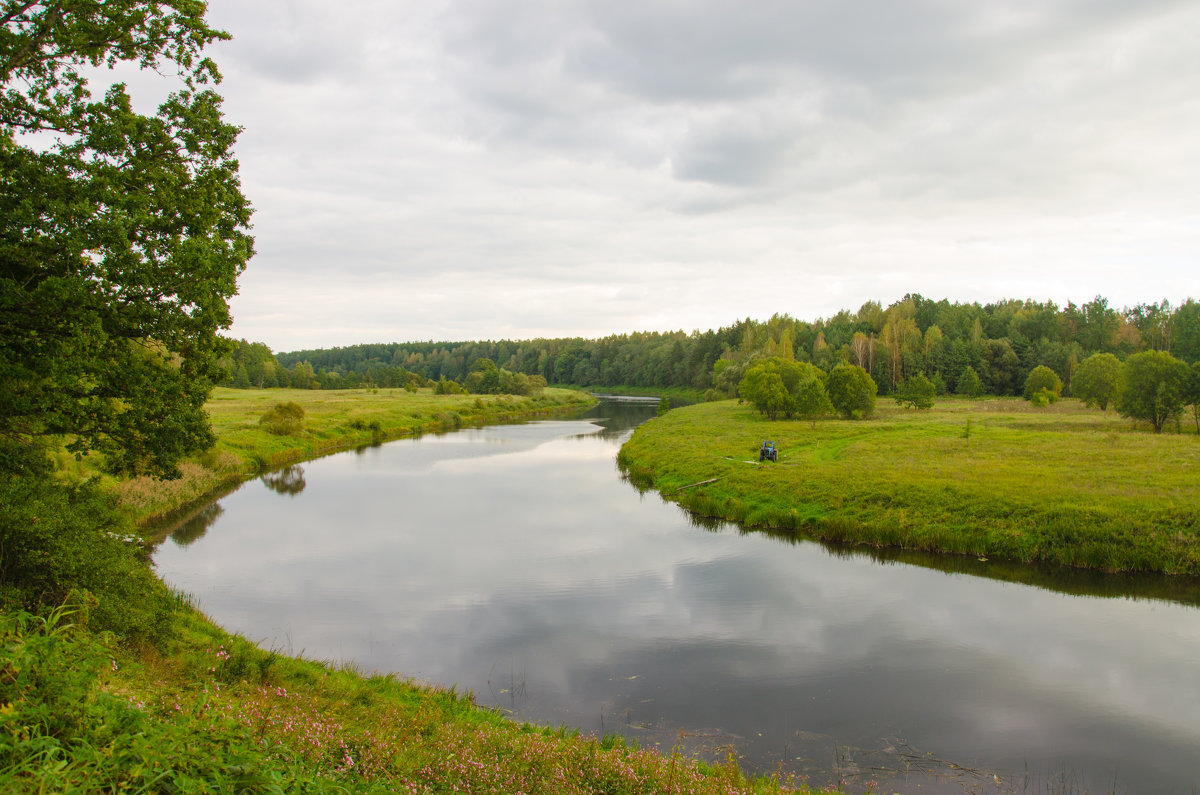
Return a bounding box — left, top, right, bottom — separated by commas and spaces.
656, 397, 671, 417
737, 357, 828, 422
895, 373, 936, 410
1072, 352, 1122, 410
258, 401, 305, 436
826, 363, 877, 419
433, 376, 466, 395
1115, 351, 1190, 432
793, 377, 834, 428
0, 0, 253, 478
1023, 365, 1063, 403
738, 367, 790, 420
271, 295, 1200, 403
1029, 388, 1055, 407
464, 357, 500, 393
1189, 362, 1200, 433
222, 340, 287, 389
956, 365, 985, 398
0, 448, 173, 644
0, 607, 318, 793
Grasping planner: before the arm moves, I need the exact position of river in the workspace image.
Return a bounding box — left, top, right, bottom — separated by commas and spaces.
152, 398, 1200, 793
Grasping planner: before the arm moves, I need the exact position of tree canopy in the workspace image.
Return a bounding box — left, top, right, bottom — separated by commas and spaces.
826, 363, 877, 419
1071, 352, 1121, 410
737, 357, 828, 421
1023, 365, 1063, 405
1114, 351, 1190, 433
1, 1, 252, 476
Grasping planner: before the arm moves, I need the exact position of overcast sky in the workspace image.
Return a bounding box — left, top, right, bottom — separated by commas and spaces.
186, 0, 1200, 352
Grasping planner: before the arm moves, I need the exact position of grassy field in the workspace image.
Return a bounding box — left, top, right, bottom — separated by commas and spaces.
618, 396, 1200, 575
108, 387, 596, 525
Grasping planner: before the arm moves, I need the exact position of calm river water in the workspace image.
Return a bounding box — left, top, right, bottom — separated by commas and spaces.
153, 399, 1200, 793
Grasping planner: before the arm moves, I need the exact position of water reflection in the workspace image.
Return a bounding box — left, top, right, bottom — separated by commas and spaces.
260, 465, 306, 497
711, 519, 1200, 608
153, 400, 1200, 793
169, 503, 224, 547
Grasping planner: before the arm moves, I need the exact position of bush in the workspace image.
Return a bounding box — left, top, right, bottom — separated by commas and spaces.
895, 373, 936, 409
1030, 388, 1057, 407
0, 607, 306, 792
1024, 365, 1063, 403
259, 402, 305, 435
737, 358, 828, 420
826, 363, 877, 419
1115, 350, 1190, 433
0, 453, 175, 645
1072, 352, 1122, 410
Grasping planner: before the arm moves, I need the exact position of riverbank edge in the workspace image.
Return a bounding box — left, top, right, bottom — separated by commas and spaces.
616, 398, 1200, 576
127, 388, 601, 534
91, 389, 805, 794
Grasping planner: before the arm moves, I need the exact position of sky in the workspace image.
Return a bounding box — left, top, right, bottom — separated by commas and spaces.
172, 0, 1200, 352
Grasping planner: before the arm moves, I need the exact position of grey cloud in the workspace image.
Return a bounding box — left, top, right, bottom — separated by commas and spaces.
191, 0, 1200, 349
210, 3, 364, 85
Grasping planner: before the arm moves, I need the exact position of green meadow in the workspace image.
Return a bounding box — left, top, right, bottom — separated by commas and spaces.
618, 397, 1200, 575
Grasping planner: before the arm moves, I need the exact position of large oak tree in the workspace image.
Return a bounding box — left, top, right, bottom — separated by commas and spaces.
1, 1, 252, 476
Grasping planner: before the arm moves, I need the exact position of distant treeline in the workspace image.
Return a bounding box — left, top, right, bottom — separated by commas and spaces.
223, 294, 1200, 397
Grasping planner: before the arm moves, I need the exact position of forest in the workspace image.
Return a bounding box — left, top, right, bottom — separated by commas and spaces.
227, 294, 1199, 400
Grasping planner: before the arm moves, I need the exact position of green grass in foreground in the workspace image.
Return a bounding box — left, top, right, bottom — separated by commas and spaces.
1, 600, 803, 794
111, 387, 595, 525
618, 397, 1200, 575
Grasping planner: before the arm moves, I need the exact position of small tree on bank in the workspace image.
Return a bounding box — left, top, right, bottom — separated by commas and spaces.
738, 358, 829, 422
895, 373, 936, 410
827, 364, 877, 419
1024, 365, 1063, 406
1072, 352, 1122, 410
795, 377, 834, 428
1114, 351, 1189, 433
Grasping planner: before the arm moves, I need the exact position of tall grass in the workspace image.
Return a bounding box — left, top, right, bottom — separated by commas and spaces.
618, 397, 1200, 575
0, 601, 806, 794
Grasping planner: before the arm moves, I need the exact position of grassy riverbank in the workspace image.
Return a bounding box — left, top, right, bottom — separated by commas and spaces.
4, 599, 799, 794
4, 387, 809, 794
618, 397, 1200, 575
109, 387, 595, 526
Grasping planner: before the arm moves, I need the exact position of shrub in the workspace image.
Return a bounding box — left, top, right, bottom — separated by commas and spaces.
1030, 388, 1057, 407
0, 452, 174, 645
0, 607, 303, 792
1115, 350, 1189, 433
259, 402, 305, 435
1072, 352, 1122, 410
1024, 365, 1063, 403
826, 363, 877, 419
895, 373, 936, 410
